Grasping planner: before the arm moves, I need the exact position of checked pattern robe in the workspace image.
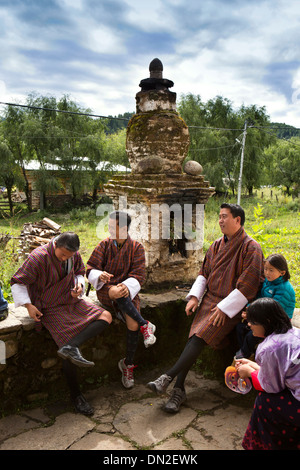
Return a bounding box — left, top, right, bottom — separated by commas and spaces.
189, 227, 264, 349
86, 236, 146, 313
11, 241, 105, 347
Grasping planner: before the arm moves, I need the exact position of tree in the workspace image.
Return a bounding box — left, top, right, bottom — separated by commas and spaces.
104, 128, 129, 169
178, 94, 241, 193
1, 105, 33, 211
236, 105, 274, 195
178, 94, 273, 195
0, 139, 23, 215
264, 137, 300, 195
106, 112, 133, 134
55, 95, 108, 201
21, 93, 63, 208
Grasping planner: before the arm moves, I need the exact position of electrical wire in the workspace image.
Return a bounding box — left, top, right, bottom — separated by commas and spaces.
0, 101, 131, 122
1, 101, 300, 153
2, 100, 299, 131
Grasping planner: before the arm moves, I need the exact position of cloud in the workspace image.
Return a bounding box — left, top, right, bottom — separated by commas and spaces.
0, 0, 299, 126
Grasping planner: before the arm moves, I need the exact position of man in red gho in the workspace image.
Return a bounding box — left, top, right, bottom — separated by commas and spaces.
147, 204, 265, 413
11, 232, 112, 416
86, 211, 156, 389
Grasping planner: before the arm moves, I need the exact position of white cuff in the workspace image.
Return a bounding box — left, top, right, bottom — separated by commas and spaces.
11, 284, 32, 308
217, 289, 248, 318
186, 275, 207, 301
122, 278, 141, 300
87, 269, 104, 291
75, 274, 85, 297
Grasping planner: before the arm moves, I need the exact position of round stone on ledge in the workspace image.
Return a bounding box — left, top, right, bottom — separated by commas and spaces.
184, 160, 203, 175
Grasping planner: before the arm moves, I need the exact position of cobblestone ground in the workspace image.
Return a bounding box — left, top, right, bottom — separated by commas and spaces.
0, 368, 254, 451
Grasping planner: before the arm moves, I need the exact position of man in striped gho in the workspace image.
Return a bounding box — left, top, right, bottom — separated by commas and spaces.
11, 232, 112, 416
148, 203, 265, 413
86, 210, 156, 389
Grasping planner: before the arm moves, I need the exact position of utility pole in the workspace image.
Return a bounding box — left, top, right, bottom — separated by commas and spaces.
237, 120, 247, 205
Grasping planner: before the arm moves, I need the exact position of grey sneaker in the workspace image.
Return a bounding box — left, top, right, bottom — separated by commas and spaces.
147, 374, 172, 394
118, 358, 136, 389
163, 387, 187, 413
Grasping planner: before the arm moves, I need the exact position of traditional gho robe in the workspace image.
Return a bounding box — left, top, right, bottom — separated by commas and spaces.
86, 236, 146, 313
11, 240, 105, 347
187, 227, 264, 349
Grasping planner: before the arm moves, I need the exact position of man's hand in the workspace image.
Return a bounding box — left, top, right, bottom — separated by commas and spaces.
25, 303, 43, 322
185, 296, 199, 316
99, 271, 114, 283
71, 283, 83, 298
210, 306, 227, 327
108, 283, 129, 300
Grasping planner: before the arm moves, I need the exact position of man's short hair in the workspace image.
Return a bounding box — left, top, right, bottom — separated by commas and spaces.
109, 211, 131, 229
55, 232, 80, 252
220, 203, 245, 226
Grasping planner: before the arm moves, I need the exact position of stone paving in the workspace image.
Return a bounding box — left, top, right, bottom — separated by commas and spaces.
1, 307, 298, 453
0, 368, 254, 451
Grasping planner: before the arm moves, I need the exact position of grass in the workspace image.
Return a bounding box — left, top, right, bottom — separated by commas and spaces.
0, 187, 299, 306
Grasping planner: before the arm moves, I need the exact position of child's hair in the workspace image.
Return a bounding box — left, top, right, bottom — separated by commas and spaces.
265, 253, 290, 281
246, 297, 292, 336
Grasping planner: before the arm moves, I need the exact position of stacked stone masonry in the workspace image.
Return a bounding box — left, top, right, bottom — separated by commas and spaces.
0, 288, 299, 413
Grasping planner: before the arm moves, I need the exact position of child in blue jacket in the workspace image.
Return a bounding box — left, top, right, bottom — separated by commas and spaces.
235, 253, 296, 359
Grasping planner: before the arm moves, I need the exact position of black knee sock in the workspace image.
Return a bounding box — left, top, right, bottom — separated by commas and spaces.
62, 360, 80, 399
115, 296, 147, 327
69, 319, 109, 348
166, 335, 206, 390
125, 329, 139, 365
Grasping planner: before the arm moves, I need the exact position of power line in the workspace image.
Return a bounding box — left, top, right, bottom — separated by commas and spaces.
1, 101, 300, 137
2, 100, 300, 130
0, 101, 131, 122
189, 125, 245, 131
189, 143, 238, 152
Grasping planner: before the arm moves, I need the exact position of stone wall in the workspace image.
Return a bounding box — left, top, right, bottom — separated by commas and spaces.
0, 289, 193, 413
1, 289, 299, 415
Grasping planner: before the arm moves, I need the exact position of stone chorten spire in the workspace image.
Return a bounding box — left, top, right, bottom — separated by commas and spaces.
139, 58, 174, 91
126, 58, 189, 174
104, 59, 214, 289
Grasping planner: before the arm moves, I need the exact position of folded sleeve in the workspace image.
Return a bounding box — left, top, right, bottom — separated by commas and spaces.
11, 284, 32, 308
186, 275, 207, 301
217, 288, 248, 318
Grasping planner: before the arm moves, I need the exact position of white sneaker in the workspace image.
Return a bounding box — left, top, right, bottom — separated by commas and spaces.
140, 321, 156, 348
118, 358, 136, 389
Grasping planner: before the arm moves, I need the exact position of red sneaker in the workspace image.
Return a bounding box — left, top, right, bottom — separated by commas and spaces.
140, 321, 156, 348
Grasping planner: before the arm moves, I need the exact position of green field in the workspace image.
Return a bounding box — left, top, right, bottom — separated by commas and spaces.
0, 189, 299, 306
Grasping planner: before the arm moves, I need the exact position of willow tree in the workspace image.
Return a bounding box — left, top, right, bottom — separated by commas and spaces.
2, 105, 33, 210
0, 140, 23, 215
264, 137, 300, 195
178, 94, 273, 195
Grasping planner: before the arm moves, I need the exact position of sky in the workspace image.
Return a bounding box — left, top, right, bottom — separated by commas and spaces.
0, 0, 300, 127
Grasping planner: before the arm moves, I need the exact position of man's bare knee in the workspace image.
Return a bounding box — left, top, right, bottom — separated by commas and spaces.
101, 310, 112, 324
108, 286, 119, 300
